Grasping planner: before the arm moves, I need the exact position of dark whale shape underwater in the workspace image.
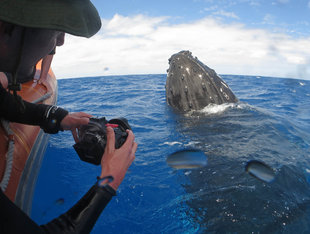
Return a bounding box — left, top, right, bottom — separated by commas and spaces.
165, 50, 238, 112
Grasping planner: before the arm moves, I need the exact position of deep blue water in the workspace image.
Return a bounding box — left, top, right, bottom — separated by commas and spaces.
32, 74, 310, 233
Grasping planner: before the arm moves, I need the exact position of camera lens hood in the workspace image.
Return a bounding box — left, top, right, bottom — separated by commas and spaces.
73, 117, 131, 165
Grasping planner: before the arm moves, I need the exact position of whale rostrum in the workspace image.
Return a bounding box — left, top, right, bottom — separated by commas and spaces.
165, 51, 238, 112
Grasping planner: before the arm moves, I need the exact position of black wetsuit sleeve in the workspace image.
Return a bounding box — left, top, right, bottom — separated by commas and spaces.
0, 189, 44, 234
41, 185, 113, 233
0, 84, 68, 134
0, 185, 113, 234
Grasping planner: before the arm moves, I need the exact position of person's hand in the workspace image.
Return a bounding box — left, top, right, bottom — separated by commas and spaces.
37, 77, 47, 85
99, 127, 137, 191
60, 112, 92, 142
0, 72, 9, 89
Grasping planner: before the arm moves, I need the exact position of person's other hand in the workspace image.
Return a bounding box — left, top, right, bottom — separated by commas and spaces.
60, 112, 92, 142
100, 127, 137, 191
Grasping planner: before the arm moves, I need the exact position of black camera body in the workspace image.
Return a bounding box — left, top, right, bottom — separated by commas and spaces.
73, 117, 131, 165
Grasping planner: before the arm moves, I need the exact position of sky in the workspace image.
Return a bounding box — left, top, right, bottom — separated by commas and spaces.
52, 0, 310, 80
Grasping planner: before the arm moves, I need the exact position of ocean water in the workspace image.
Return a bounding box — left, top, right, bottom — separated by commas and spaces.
31, 74, 310, 233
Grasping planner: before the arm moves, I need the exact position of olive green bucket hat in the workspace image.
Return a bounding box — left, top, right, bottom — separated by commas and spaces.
0, 0, 101, 38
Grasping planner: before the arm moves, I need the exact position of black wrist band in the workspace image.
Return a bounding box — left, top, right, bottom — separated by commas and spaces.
99, 184, 117, 196
96, 176, 116, 196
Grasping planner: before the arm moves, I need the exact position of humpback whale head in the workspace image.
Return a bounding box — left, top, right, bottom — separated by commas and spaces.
166, 50, 238, 112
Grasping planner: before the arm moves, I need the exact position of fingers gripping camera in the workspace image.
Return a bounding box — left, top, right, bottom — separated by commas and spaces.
73, 117, 131, 165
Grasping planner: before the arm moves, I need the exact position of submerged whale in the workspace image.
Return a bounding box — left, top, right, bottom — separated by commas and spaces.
166, 50, 238, 112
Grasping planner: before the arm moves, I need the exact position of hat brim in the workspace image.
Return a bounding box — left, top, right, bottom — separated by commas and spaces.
0, 0, 101, 38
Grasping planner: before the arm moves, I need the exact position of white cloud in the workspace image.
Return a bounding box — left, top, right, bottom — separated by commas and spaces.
272, 0, 290, 5
101, 14, 168, 36
277, 0, 290, 3
204, 6, 218, 12
213, 10, 240, 19
248, 1, 261, 6
263, 14, 276, 25
52, 14, 310, 80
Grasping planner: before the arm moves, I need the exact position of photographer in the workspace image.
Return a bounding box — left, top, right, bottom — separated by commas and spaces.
0, 0, 138, 233
0, 112, 137, 233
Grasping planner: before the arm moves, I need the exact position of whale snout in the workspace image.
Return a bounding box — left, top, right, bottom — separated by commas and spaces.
165, 50, 238, 112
